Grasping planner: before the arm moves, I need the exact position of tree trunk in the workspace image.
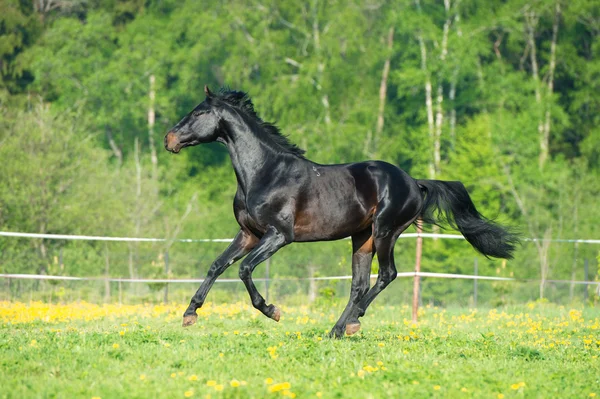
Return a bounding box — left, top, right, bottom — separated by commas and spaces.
433, 0, 451, 175
373, 27, 395, 156
540, 3, 561, 169
148, 75, 158, 186
418, 35, 435, 179
311, 3, 330, 126
415, 0, 435, 179
106, 128, 123, 167
525, 11, 547, 170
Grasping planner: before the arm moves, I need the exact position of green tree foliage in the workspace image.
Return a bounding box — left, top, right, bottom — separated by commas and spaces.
0, 0, 598, 304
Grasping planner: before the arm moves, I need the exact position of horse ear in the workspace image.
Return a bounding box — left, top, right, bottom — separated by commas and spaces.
204, 85, 213, 98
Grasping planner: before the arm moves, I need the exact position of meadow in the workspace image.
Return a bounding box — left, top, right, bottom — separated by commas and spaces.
1, 301, 599, 399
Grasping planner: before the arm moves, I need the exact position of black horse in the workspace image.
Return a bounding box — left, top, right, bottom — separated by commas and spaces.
164, 86, 517, 338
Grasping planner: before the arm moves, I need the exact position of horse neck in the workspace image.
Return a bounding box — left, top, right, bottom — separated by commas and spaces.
220, 110, 297, 191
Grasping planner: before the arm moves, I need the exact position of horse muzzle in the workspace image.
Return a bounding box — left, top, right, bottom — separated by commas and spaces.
164, 131, 182, 153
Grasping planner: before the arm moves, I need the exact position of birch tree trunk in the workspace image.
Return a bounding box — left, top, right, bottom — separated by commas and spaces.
433, 0, 451, 175
106, 128, 123, 167
540, 3, 561, 169
311, 3, 330, 126
417, 34, 435, 179
373, 27, 394, 156
148, 75, 158, 186
449, 0, 462, 149
525, 10, 546, 170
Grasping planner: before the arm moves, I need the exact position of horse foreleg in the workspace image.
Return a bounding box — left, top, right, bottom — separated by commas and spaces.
238, 226, 288, 321
182, 230, 257, 327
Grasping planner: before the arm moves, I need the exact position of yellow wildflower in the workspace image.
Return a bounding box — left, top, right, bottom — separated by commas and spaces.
434, 385, 441, 390
206, 380, 217, 387
230, 380, 240, 387
269, 382, 291, 392
188, 375, 198, 381
139, 374, 146, 381
112, 343, 119, 349
184, 391, 193, 398
265, 378, 274, 385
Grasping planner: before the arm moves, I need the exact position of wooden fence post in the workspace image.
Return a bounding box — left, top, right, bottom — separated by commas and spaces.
412, 222, 423, 323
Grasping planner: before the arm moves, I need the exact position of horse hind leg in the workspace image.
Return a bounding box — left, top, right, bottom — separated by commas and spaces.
328, 228, 375, 338
346, 207, 420, 328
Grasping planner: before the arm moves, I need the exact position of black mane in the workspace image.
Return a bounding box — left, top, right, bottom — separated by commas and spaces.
213, 88, 306, 158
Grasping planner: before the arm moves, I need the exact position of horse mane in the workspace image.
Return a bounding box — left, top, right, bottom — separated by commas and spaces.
213, 88, 306, 158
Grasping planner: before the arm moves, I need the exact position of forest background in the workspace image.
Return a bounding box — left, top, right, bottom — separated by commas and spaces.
0, 0, 598, 306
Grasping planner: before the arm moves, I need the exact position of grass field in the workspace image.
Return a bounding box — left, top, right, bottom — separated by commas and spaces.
1, 301, 599, 399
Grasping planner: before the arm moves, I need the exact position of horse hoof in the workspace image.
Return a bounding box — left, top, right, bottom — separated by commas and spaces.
182, 314, 198, 327
271, 306, 281, 322
345, 322, 361, 336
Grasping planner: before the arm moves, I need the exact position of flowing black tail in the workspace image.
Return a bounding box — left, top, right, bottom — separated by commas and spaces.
416, 179, 519, 259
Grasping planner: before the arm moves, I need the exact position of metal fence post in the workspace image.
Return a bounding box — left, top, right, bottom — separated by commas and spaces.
584, 258, 589, 302
474, 257, 478, 308
412, 222, 423, 323
265, 258, 270, 304
104, 242, 110, 303
164, 251, 169, 304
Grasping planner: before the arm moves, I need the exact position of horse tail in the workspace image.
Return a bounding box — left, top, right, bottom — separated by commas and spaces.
416, 179, 518, 259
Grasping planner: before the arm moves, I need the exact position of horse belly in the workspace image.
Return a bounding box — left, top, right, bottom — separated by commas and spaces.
293, 196, 373, 242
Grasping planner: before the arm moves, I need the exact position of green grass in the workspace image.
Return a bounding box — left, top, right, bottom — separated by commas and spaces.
1, 302, 599, 399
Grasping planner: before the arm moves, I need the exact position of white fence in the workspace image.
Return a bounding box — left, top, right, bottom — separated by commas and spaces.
1, 230, 598, 314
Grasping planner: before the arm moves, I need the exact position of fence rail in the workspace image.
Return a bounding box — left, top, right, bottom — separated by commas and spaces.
1, 230, 598, 315
1, 271, 599, 286
2, 230, 600, 244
